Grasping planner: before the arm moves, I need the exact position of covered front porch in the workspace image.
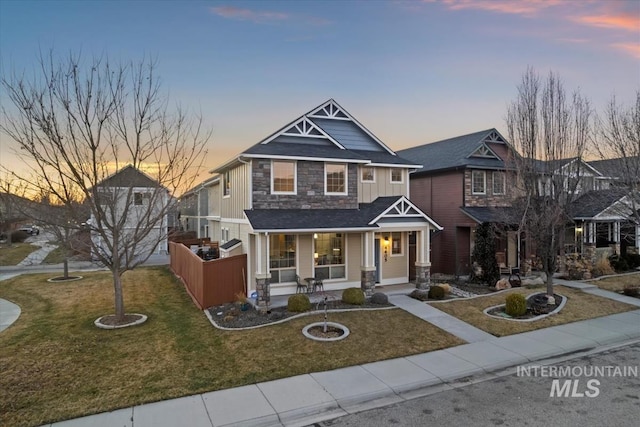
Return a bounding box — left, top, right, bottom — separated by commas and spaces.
244, 196, 442, 310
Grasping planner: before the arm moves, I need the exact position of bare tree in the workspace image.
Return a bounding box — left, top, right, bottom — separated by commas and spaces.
595, 91, 640, 227
506, 67, 593, 301
1, 51, 209, 323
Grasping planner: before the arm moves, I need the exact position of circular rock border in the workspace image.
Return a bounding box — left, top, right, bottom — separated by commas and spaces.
483, 293, 567, 322
302, 321, 350, 342
94, 313, 148, 329
47, 276, 83, 283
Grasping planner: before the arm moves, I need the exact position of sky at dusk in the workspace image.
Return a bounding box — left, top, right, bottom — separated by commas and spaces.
1, 0, 639, 187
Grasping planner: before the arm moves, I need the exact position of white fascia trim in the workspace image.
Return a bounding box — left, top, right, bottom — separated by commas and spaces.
206, 216, 221, 221
220, 217, 250, 224
241, 153, 369, 164
260, 116, 346, 149
368, 162, 423, 168
370, 196, 444, 230
249, 226, 378, 234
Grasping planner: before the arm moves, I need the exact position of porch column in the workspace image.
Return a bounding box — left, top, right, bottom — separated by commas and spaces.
584, 221, 596, 265
415, 227, 431, 290
361, 231, 376, 297
636, 224, 640, 253
612, 221, 621, 254
255, 232, 271, 313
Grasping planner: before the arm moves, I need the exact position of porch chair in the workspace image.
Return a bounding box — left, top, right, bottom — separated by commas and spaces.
295, 275, 308, 294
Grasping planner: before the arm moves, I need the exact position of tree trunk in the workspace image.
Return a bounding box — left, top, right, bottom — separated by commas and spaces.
63, 258, 69, 279
113, 271, 125, 321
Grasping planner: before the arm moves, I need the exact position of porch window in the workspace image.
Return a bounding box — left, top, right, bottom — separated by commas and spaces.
325, 163, 347, 195
269, 234, 296, 283
391, 232, 402, 255
272, 160, 296, 194
391, 169, 403, 183
472, 170, 486, 195
314, 233, 345, 280
492, 171, 505, 195
361, 166, 375, 182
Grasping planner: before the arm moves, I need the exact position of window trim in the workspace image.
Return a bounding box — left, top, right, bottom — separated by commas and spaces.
391, 231, 403, 256
325, 163, 348, 195
390, 168, 403, 184
361, 166, 375, 183
271, 160, 297, 195
223, 171, 231, 198
471, 170, 486, 195
492, 171, 505, 195
313, 232, 347, 281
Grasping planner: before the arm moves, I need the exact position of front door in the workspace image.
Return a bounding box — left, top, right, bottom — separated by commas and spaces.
374, 238, 380, 283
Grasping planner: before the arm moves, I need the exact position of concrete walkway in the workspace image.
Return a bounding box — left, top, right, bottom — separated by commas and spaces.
0, 298, 21, 332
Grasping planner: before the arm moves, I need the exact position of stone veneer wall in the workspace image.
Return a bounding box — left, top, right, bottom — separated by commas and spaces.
252, 159, 358, 209
415, 265, 431, 290
255, 277, 271, 313
464, 169, 512, 207
360, 269, 376, 296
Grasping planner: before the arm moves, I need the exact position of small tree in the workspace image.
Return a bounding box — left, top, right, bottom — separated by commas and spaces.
470, 223, 500, 286
506, 67, 593, 301
1, 51, 210, 323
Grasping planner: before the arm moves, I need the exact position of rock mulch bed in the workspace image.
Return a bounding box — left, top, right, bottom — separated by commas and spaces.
208, 299, 394, 329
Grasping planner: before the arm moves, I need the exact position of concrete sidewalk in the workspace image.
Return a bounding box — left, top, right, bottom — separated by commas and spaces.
35, 282, 640, 427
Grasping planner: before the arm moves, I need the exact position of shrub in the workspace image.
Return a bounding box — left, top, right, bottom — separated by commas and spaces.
622, 285, 640, 297
590, 256, 615, 277
10, 230, 28, 243
342, 287, 365, 305
428, 285, 445, 300
505, 293, 527, 317
370, 292, 389, 305
609, 254, 629, 272
623, 253, 640, 269
287, 294, 311, 312
435, 283, 451, 294
470, 223, 501, 286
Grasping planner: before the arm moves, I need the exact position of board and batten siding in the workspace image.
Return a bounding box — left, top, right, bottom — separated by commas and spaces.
221, 162, 251, 220
358, 167, 408, 203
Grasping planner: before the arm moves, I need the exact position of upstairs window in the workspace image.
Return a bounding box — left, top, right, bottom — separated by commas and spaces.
134, 192, 150, 205
361, 166, 375, 182
325, 163, 347, 195
391, 169, 403, 183
272, 161, 296, 194
492, 171, 505, 195
223, 171, 231, 197
472, 170, 486, 195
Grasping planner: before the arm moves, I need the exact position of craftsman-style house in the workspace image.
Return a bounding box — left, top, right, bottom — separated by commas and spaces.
206, 99, 442, 302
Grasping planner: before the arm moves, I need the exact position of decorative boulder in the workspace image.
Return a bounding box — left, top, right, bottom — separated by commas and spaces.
495, 278, 511, 290
370, 292, 389, 305
409, 289, 429, 301
521, 276, 545, 287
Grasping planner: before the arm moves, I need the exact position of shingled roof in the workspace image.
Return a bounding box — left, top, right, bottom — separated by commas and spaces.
570, 189, 630, 219
211, 99, 420, 173
396, 128, 510, 174
244, 196, 441, 232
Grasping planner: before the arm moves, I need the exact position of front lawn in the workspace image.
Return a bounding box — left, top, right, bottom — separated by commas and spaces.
432, 285, 636, 337
592, 272, 640, 293
0, 267, 463, 427
0, 243, 38, 266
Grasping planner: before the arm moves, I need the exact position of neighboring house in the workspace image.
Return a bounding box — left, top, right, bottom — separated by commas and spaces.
89, 165, 170, 259
398, 129, 520, 276
178, 176, 218, 238
206, 99, 442, 303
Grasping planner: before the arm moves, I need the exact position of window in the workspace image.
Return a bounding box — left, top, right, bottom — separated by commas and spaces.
361, 166, 375, 182
492, 171, 505, 195
325, 163, 347, 194
314, 233, 345, 280
472, 170, 486, 195
223, 171, 230, 197
269, 234, 296, 283
134, 192, 150, 205
221, 227, 229, 243
391, 169, 403, 183
391, 232, 402, 255
272, 161, 296, 194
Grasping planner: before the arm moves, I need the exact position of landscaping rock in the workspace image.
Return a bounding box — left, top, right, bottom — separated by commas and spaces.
521, 276, 545, 287
370, 292, 389, 305
495, 278, 511, 290
409, 289, 429, 301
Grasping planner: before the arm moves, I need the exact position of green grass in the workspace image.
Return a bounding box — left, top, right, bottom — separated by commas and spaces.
0, 267, 464, 427
0, 243, 38, 266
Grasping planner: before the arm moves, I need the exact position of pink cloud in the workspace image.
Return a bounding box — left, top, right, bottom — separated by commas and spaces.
613, 43, 640, 59
435, 0, 563, 16
211, 6, 289, 23
575, 13, 640, 32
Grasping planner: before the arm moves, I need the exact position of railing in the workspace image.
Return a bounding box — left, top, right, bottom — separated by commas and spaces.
169, 241, 246, 309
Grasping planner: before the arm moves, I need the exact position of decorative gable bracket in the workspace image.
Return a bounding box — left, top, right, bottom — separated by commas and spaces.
369, 196, 443, 230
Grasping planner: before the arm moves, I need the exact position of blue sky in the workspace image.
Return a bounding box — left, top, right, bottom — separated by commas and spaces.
1, 0, 639, 183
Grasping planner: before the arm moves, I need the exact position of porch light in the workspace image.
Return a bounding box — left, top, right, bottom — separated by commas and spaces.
314, 252, 318, 259
314, 233, 318, 239
576, 227, 583, 233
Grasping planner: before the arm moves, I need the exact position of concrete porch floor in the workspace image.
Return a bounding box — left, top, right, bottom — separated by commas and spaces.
255, 282, 418, 309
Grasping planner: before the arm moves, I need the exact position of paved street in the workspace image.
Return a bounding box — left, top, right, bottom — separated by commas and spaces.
317, 342, 640, 427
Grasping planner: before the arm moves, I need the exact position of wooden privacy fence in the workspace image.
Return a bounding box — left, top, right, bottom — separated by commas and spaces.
169, 241, 247, 309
